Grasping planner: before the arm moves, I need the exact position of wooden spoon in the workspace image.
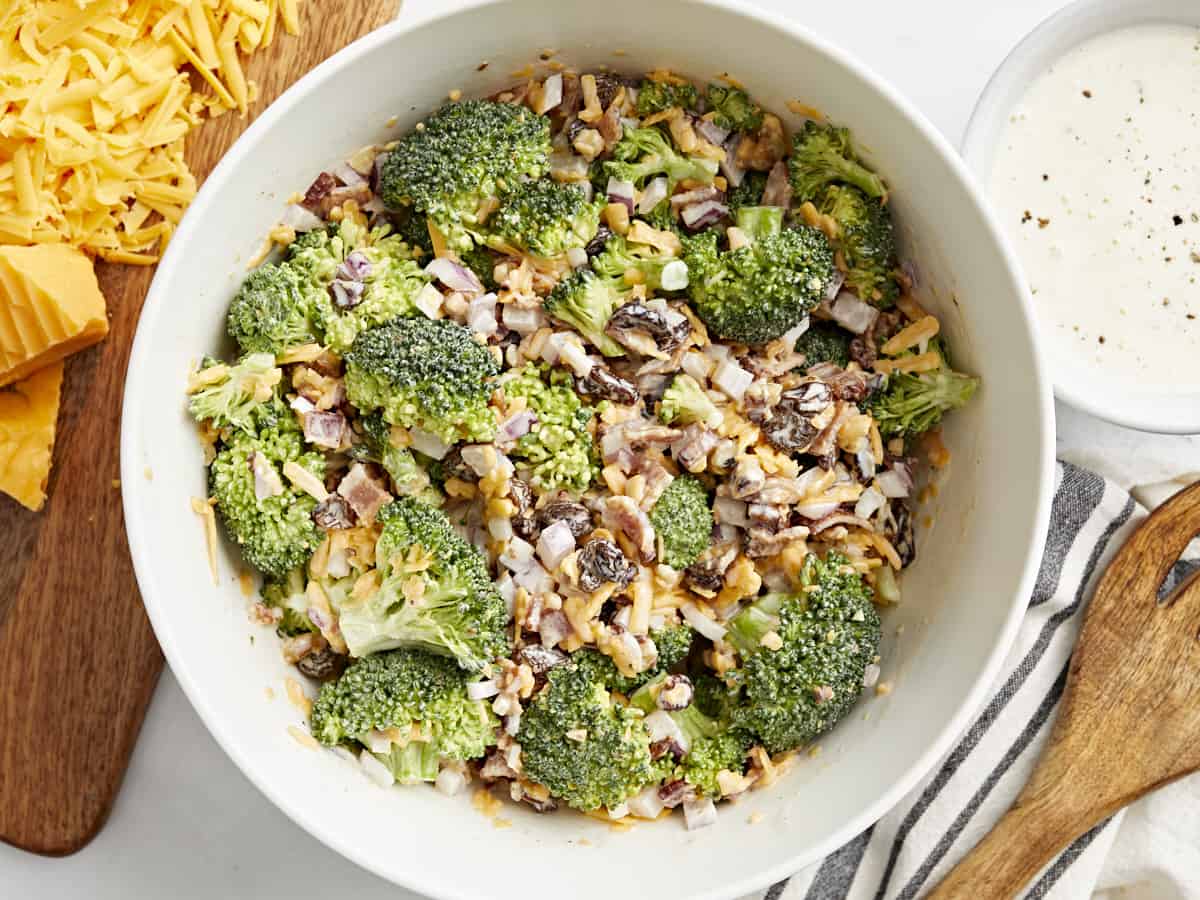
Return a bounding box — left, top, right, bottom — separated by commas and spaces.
927, 480, 1200, 898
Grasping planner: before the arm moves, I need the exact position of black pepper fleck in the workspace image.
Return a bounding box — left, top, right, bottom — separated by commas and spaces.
1037, 217, 1050, 229
1174, 214, 1184, 226
1098, 336, 1106, 344
1083, 89, 1093, 98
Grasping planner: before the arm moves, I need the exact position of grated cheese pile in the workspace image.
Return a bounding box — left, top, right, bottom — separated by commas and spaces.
0, 0, 306, 263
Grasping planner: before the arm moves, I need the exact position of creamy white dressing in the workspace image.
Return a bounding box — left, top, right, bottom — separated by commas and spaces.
989, 24, 1200, 389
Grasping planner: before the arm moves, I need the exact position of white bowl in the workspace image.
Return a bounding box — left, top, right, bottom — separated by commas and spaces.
962, 0, 1200, 434
120, 1, 1055, 897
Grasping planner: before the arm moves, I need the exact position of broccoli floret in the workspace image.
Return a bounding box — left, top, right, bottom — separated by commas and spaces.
693, 673, 741, 722
485, 179, 602, 258
359, 412, 437, 501
261, 567, 315, 636
310, 648, 497, 780
734, 205, 784, 238
502, 365, 598, 494
209, 424, 324, 580
635, 78, 699, 116
518, 659, 658, 811
603, 126, 718, 191
640, 201, 684, 236
648, 475, 712, 570
682, 224, 835, 344
819, 184, 899, 306
725, 551, 881, 753
377, 100, 551, 251
658, 373, 720, 428
344, 318, 499, 444
575, 624, 695, 696
703, 84, 763, 132
795, 321, 852, 369
187, 353, 284, 435
871, 366, 980, 438
457, 243, 498, 291
391, 208, 434, 260
332, 497, 509, 670
543, 268, 626, 356
727, 170, 767, 212
788, 120, 886, 204
226, 262, 326, 355
590, 232, 689, 292
285, 221, 434, 350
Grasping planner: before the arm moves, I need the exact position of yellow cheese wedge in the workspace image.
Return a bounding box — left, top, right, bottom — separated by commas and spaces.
0, 361, 64, 511
0, 244, 109, 389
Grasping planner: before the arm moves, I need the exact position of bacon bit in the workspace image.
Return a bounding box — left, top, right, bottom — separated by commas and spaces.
874, 351, 941, 375
190, 497, 219, 585
881, 315, 940, 356
337, 463, 393, 525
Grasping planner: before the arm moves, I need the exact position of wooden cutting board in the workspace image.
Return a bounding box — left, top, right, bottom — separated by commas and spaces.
0, 0, 399, 857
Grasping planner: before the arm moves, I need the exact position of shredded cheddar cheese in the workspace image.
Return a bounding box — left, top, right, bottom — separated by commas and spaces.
0, 0, 306, 260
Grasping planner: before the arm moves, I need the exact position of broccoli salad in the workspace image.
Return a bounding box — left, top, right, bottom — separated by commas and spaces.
186, 68, 979, 829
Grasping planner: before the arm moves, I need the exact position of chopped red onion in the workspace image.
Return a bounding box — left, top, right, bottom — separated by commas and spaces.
468, 292, 498, 336
550, 150, 590, 182
435, 767, 467, 796
407, 428, 450, 460
855, 485, 886, 520
810, 512, 874, 533
638, 176, 668, 214
538, 609, 573, 647
681, 602, 727, 641
460, 444, 498, 478
497, 410, 536, 444
627, 786, 666, 820
831, 291, 879, 335
719, 134, 745, 187
762, 160, 793, 208
514, 561, 554, 594
863, 663, 882, 688
795, 500, 840, 520
670, 185, 722, 210
488, 516, 514, 542
714, 496, 749, 528
558, 339, 594, 377
412, 282, 444, 319
499, 536, 535, 573
695, 117, 730, 146
660, 259, 689, 291
877, 465, 913, 498
337, 250, 372, 282
781, 318, 811, 347
823, 269, 846, 302
290, 395, 316, 415
330, 161, 366, 187
250, 452, 284, 501
280, 203, 323, 232
535, 73, 563, 114
683, 796, 718, 831
681, 198, 729, 230
605, 177, 635, 214
645, 710, 691, 754
302, 410, 346, 449
712, 358, 753, 400
329, 279, 365, 310
496, 573, 516, 616
467, 679, 500, 700
855, 438, 877, 480
680, 351, 710, 384
502, 303, 545, 335
566, 246, 589, 269
536, 520, 576, 571
359, 750, 395, 787
425, 257, 482, 293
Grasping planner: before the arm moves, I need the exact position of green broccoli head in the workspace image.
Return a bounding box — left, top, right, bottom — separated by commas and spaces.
518, 659, 659, 811
261, 567, 315, 636
377, 100, 552, 251
603, 126, 718, 191
209, 424, 324, 580
573, 624, 696, 696
187, 352, 285, 435
682, 225, 835, 344
871, 366, 980, 439
344, 318, 499, 444
226, 262, 326, 355
727, 170, 767, 212
333, 497, 509, 671
590, 232, 689, 292
391, 208, 434, 260
457, 243, 498, 291
502, 365, 598, 494
635, 78, 699, 116
795, 321, 852, 370
486, 179, 602, 258
543, 268, 626, 357
726, 551, 881, 753
358, 412, 436, 500
681, 730, 753, 797
703, 84, 763, 132
310, 648, 497, 779
658, 373, 720, 429
649, 475, 713, 570
788, 120, 886, 204
820, 184, 899, 306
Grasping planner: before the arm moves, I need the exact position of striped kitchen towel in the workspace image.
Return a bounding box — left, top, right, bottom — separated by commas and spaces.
745, 461, 1199, 900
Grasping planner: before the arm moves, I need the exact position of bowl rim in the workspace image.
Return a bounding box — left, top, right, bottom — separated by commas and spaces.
121, 1, 1056, 896
961, 0, 1200, 435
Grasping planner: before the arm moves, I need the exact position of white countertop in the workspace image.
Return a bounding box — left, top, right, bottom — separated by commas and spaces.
6, 1, 1199, 897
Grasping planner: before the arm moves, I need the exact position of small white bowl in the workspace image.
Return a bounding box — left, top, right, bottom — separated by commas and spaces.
963, 0, 1200, 434
121, 1, 1054, 897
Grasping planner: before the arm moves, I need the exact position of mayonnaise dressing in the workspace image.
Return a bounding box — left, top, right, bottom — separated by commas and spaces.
988, 24, 1200, 390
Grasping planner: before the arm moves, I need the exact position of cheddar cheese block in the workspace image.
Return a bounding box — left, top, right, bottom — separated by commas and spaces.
0, 361, 64, 511
0, 244, 108, 389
